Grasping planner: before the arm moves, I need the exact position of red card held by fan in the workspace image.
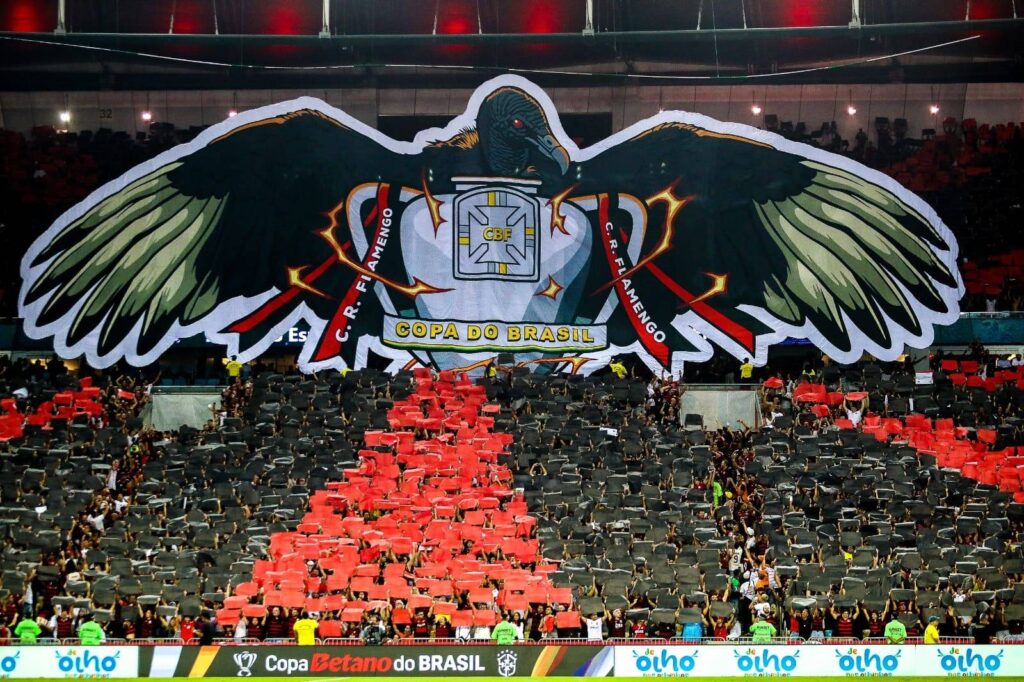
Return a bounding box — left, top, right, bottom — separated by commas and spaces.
555, 610, 581, 628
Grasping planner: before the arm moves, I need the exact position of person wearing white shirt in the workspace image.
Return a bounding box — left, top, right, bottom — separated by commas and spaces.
234, 617, 248, 640
583, 613, 605, 641
87, 512, 105, 532
844, 395, 868, 427
728, 547, 743, 573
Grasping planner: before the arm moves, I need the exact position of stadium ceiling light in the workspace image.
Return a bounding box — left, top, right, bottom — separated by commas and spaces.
751, 104, 762, 116
58, 111, 71, 123
847, 104, 857, 116
141, 110, 153, 122
228, 109, 238, 117
929, 104, 940, 114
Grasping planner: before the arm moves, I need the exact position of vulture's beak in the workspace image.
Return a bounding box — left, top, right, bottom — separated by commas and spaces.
529, 133, 570, 175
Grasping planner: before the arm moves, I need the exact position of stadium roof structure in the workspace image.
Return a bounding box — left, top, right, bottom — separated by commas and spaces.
0, 0, 1022, 90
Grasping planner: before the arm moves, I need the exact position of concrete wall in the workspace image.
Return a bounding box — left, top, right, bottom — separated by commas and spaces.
2, 82, 1022, 140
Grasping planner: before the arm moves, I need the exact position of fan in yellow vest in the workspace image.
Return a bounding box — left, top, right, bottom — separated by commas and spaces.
293, 611, 318, 646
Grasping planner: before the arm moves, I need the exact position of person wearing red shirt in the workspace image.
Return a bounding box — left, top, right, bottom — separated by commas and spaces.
712, 616, 733, 640
180, 616, 196, 643
655, 621, 675, 640
246, 617, 264, 641
264, 607, 289, 639
539, 607, 556, 639
286, 608, 299, 638
867, 610, 885, 638
136, 608, 156, 639
52, 610, 75, 640
432, 614, 453, 640
607, 609, 627, 639
412, 611, 431, 639
2, 597, 20, 629
631, 619, 649, 639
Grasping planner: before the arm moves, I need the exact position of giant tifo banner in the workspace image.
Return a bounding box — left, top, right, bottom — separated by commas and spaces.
19, 76, 963, 375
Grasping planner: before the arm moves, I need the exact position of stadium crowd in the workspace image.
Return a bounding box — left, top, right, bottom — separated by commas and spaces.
0, 343, 1023, 645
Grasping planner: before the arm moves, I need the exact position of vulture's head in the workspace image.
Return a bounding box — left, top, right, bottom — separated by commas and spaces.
477, 87, 570, 179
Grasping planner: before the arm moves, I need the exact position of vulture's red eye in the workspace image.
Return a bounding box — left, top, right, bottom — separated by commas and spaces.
511, 118, 525, 129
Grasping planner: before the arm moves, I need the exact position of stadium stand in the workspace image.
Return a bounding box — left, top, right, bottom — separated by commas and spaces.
1, 348, 1023, 644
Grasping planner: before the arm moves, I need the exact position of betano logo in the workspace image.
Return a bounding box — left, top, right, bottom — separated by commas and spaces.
834, 647, 901, 676
733, 648, 799, 676
632, 648, 699, 675
936, 647, 1003, 675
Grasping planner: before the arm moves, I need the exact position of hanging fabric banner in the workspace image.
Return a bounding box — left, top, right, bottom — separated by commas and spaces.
19, 76, 963, 375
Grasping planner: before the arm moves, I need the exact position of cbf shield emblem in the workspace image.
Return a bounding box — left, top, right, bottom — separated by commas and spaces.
496, 649, 519, 677
454, 179, 541, 282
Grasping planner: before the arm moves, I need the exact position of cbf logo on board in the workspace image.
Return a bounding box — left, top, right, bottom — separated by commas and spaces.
733, 648, 800, 677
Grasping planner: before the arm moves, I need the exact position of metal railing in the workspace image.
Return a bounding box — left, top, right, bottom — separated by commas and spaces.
3, 635, 991, 646
861, 637, 976, 645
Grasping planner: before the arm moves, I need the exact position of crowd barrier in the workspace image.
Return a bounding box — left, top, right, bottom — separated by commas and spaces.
2, 642, 1023, 678
2, 635, 980, 646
